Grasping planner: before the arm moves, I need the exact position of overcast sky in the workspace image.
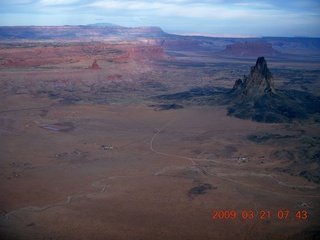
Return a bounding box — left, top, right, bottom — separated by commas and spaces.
0, 0, 319, 37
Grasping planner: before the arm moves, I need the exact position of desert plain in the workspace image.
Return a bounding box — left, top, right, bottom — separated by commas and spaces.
0, 27, 320, 239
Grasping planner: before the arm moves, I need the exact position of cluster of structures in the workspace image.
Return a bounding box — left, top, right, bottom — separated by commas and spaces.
100, 145, 114, 150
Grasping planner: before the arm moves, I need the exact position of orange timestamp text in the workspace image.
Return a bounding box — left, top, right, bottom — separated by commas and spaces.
212, 210, 308, 220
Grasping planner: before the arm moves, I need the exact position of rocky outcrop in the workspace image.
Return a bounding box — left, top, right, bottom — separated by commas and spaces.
91, 60, 101, 70
232, 57, 275, 97
227, 57, 320, 123
220, 42, 280, 57
154, 56, 320, 123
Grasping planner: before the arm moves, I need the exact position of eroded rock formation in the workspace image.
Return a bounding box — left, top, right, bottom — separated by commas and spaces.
232, 57, 275, 97
0, 43, 166, 68
91, 59, 101, 70
228, 57, 320, 123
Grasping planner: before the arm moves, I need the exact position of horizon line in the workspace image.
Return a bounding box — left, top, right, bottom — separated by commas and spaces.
0, 24, 319, 39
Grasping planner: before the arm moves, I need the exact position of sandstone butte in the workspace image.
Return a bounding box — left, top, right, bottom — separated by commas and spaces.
91, 59, 101, 70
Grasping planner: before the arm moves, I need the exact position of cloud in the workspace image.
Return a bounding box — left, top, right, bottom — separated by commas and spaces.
2, 0, 34, 4
83, 0, 318, 22
38, 0, 81, 5
87, 1, 169, 10
84, 1, 252, 19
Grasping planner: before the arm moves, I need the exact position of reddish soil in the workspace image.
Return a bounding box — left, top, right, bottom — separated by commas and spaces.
0, 44, 166, 68
0, 102, 319, 240
0, 39, 319, 240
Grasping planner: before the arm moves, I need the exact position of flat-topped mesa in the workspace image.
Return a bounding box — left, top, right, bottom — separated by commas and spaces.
0, 26, 167, 41
220, 42, 280, 57
232, 57, 275, 97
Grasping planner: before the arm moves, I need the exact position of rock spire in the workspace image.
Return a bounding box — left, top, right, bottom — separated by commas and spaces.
232, 57, 275, 97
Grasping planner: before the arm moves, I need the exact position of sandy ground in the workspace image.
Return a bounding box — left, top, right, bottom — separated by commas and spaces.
0, 41, 319, 239
0, 95, 319, 239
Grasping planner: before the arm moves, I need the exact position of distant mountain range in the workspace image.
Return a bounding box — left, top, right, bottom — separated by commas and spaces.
86, 23, 120, 27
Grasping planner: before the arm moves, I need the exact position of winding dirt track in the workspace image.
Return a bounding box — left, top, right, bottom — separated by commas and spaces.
149, 118, 320, 200
150, 117, 196, 166
2, 117, 319, 238
149, 118, 320, 240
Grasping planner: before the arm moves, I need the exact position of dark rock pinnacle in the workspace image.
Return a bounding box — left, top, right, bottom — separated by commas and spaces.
228, 57, 320, 123
232, 57, 275, 97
